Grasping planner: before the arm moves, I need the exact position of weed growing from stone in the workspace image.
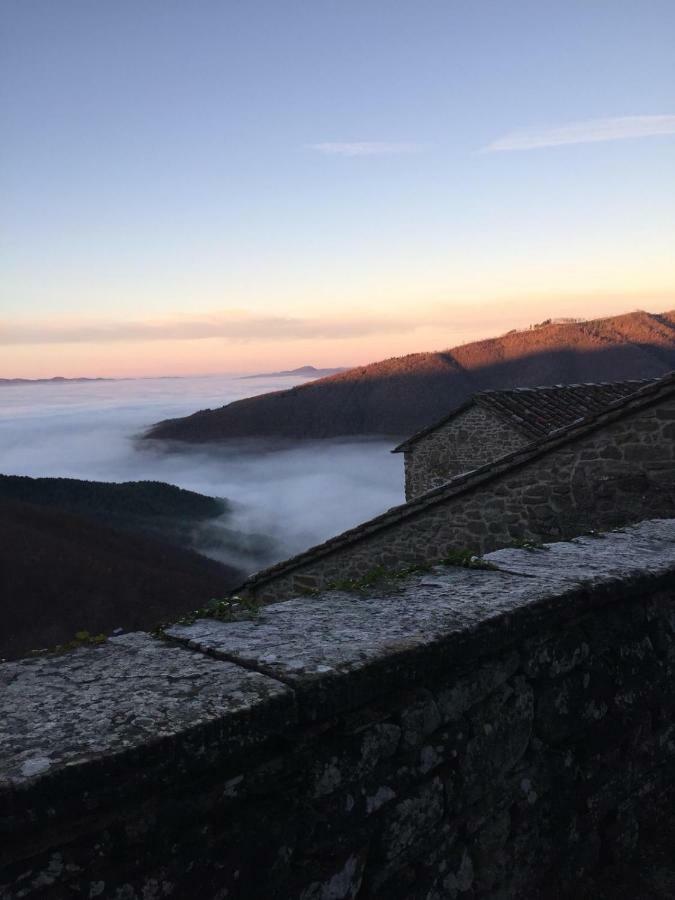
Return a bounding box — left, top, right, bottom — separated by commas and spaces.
441, 549, 497, 570
153, 595, 260, 636
508, 538, 551, 551
317, 553, 501, 593
326, 563, 432, 593
328, 565, 389, 592
34, 629, 108, 657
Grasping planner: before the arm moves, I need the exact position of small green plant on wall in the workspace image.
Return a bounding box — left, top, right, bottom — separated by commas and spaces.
441, 549, 497, 570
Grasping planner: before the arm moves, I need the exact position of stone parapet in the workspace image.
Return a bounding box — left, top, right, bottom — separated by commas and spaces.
2, 520, 675, 898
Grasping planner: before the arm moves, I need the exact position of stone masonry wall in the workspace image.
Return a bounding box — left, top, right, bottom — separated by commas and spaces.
245, 395, 675, 602
2, 522, 675, 899
404, 406, 530, 500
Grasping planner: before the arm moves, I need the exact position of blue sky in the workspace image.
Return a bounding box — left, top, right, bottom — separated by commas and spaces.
2, 1, 675, 375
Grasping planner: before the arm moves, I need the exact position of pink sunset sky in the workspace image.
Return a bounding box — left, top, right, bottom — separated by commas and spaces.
3, 3, 674, 378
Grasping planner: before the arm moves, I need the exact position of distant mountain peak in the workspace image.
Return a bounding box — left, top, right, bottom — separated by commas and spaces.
239, 365, 347, 379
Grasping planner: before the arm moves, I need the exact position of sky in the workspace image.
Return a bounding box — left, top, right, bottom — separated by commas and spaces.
2, 0, 675, 377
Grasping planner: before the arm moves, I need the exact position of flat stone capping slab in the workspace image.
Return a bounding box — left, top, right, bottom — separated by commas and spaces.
167, 520, 675, 721
0, 632, 294, 797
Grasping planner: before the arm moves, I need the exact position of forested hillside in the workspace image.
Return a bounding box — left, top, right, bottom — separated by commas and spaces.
145, 310, 675, 442
0, 500, 241, 660
0, 475, 227, 549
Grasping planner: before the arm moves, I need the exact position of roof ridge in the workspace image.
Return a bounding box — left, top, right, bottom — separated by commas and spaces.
476, 377, 654, 396
244, 370, 675, 590
393, 376, 659, 451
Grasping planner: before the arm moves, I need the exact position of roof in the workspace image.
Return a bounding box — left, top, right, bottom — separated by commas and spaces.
242, 370, 675, 592
392, 378, 656, 452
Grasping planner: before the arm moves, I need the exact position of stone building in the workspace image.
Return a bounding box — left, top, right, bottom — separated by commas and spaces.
393, 379, 653, 500
241, 372, 675, 601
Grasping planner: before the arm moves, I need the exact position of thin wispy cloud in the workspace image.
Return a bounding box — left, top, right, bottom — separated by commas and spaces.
309, 141, 426, 157
6, 294, 672, 349
0, 305, 520, 348
0, 312, 433, 346
483, 114, 675, 152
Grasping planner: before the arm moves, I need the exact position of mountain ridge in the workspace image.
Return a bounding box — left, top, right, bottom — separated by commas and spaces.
239, 365, 347, 379
145, 309, 675, 443
0, 376, 111, 386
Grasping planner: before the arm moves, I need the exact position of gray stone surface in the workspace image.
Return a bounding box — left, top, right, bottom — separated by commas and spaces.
403, 404, 529, 500
169, 570, 546, 721
2, 521, 675, 898
0, 632, 295, 791
486, 523, 675, 580
168, 519, 675, 720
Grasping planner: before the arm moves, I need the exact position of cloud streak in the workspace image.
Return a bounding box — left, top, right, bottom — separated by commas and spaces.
0, 312, 435, 346
309, 141, 426, 157
7, 294, 670, 349
483, 114, 675, 152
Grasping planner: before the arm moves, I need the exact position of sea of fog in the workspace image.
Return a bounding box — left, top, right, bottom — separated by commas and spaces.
0, 374, 404, 572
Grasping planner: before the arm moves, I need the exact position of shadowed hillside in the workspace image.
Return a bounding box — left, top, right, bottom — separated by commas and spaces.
145, 309, 675, 442
0, 475, 228, 549
0, 500, 242, 660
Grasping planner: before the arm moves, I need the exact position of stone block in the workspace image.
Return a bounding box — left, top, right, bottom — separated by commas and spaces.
470, 808, 511, 891
310, 721, 402, 798
460, 679, 534, 799
298, 850, 368, 900
436, 653, 520, 722
377, 778, 445, 863
523, 627, 590, 679
398, 690, 442, 750
534, 667, 612, 746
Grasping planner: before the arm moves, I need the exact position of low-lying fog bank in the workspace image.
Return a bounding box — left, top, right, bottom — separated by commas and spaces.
0, 375, 404, 572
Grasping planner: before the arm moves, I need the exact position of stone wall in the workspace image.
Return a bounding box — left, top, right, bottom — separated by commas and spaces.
2, 522, 675, 899
244, 390, 675, 602
403, 406, 530, 500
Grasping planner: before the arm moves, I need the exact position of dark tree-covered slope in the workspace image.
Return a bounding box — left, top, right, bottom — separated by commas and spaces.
0, 500, 241, 660
145, 310, 675, 442
0, 474, 280, 589
0, 475, 227, 549
0, 474, 225, 519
